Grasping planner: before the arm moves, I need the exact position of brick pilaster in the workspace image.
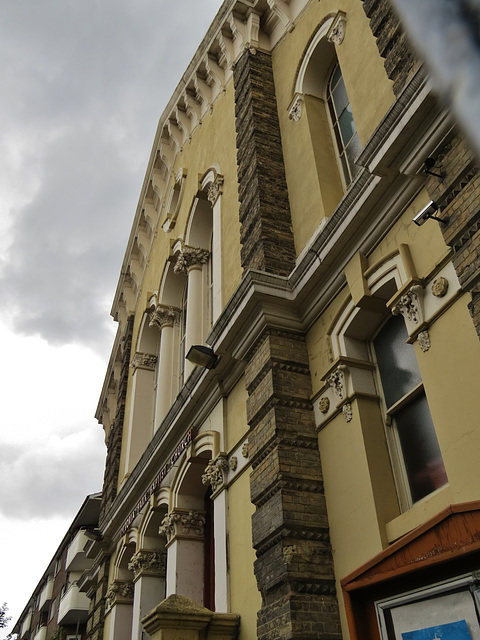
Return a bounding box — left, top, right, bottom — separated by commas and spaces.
362, 0, 420, 96
425, 135, 480, 339
245, 330, 341, 640
233, 49, 296, 277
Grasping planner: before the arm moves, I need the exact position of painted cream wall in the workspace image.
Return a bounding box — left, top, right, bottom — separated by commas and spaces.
118, 79, 242, 485
227, 468, 261, 640
225, 377, 249, 452
272, 0, 395, 256
306, 189, 480, 637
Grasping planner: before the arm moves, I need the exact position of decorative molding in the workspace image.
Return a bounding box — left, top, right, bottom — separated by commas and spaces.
417, 330, 431, 352
242, 442, 249, 458
105, 580, 134, 609
173, 245, 210, 274
201, 454, 229, 491
159, 510, 206, 543
207, 174, 224, 205
326, 11, 346, 45
130, 352, 158, 372
229, 456, 238, 471
128, 549, 166, 579
288, 93, 304, 122
391, 284, 424, 325
318, 397, 330, 414
326, 366, 347, 400
149, 304, 181, 330
342, 403, 353, 423
432, 276, 449, 297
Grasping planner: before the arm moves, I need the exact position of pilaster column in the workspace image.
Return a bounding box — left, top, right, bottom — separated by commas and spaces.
149, 305, 181, 428
128, 549, 167, 640
202, 454, 229, 612
124, 352, 158, 474
105, 580, 134, 640
244, 329, 342, 640
159, 509, 206, 604
174, 246, 210, 379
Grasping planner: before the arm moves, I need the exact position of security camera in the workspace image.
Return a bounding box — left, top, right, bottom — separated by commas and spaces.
413, 200, 449, 226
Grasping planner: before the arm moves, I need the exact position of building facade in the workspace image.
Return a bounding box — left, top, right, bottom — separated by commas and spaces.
77, 1, 480, 639
13, 495, 102, 640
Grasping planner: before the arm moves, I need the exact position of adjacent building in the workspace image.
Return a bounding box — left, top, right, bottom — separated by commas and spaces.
16, 0, 480, 639
13, 495, 102, 640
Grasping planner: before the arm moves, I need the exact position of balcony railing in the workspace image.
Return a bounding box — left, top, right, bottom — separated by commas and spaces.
32, 626, 46, 640
65, 530, 93, 572
20, 613, 32, 638
57, 582, 89, 626
38, 578, 54, 611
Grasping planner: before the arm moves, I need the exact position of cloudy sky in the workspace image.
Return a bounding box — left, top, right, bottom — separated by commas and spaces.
0, 0, 223, 633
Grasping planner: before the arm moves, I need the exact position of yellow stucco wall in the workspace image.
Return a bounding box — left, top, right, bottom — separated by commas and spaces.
228, 468, 261, 640
272, 0, 395, 256
225, 376, 249, 452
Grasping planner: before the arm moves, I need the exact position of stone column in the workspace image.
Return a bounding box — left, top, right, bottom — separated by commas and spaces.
105, 580, 134, 640
174, 246, 210, 379
128, 549, 167, 640
124, 352, 157, 474
206, 173, 224, 324
159, 509, 206, 604
201, 454, 230, 612
149, 305, 181, 429
245, 329, 342, 640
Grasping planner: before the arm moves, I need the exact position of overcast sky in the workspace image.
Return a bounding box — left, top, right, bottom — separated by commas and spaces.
0, 0, 223, 634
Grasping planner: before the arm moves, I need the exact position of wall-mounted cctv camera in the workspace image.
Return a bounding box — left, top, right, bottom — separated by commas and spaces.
413, 200, 449, 226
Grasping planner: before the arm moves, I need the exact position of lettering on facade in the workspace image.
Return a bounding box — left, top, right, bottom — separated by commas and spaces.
121, 429, 193, 534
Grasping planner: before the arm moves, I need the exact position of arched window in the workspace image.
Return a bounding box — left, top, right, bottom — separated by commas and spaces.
326, 62, 361, 186
178, 280, 188, 389
373, 314, 447, 505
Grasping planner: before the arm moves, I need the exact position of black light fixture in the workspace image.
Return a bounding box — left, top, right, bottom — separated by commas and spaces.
186, 345, 219, 369
423, 157, 446, 181
412, 200, 449, 226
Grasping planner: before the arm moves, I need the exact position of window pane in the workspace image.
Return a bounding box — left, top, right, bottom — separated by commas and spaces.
332, 78, 349, 117
345, 132, 362, 178
338, 104, 356, 146
395, 393, 448, 503
330, 63, 342, 90
374, 314, 422, 408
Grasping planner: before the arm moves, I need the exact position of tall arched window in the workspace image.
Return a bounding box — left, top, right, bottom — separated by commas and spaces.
326, 62, 361, 186
373, 314, 447, 506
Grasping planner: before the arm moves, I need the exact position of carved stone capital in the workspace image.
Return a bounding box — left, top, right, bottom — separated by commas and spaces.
288, 93, 304, 122
327, 11, 347, 45
149, 304, 181, 330
174, 245, 210, 274
131, 352, 158, 372
105, 580, 134, 609
207, 174, 224, 205
201, 454, 229, 491
391, 285, 424, 325
326, 365, 347, 400
159, 510, 206, 543
128, 549, 166, 579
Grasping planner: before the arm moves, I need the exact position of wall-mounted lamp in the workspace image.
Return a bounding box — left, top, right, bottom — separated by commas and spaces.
186, 345, 219, 369
413, 200, 449, 226
423, 157, 446, 181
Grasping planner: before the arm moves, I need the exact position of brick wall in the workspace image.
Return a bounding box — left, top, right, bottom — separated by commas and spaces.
245, 330, 341, 640
361, 0, 420, 96
425, 135, 480, 338
233, 49, 296, 277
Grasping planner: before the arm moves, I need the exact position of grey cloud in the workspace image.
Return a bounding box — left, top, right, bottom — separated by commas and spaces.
0, 0, 223, 351
0, 430, 106, 520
